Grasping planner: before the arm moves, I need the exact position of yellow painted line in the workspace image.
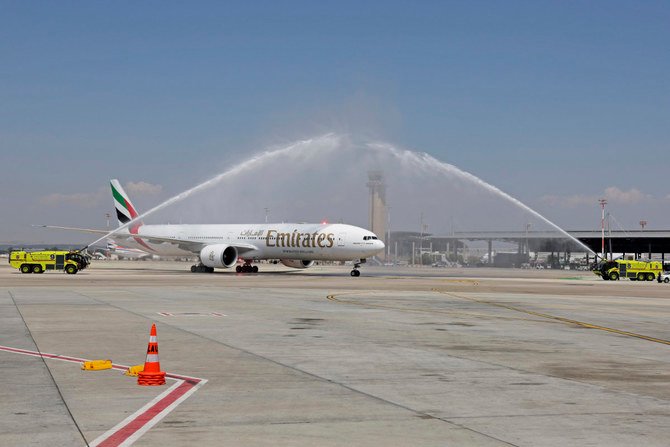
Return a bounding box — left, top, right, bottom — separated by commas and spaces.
326, 292, 548, 322
440, 279, 480, 285
432, 288, 670, 346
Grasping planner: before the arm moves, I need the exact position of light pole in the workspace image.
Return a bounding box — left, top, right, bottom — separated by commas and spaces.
418, 212, 424, 264
386, 206, 391, 262
264, 208, 269, 224
105, 213, 111, 229
598, 199, 607, 260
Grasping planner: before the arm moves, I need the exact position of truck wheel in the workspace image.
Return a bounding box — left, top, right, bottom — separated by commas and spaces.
609, 271, 619, 281
637, 273, 645, 281
647, 273, 655, 281
20, 264, 32, 274
32, 265, 43, 274
664, 278, 669, 284
65, 265, 78, 274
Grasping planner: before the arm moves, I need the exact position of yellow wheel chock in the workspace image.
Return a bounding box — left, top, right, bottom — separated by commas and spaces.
81, 359, 113, 371
124, 364, 145, 377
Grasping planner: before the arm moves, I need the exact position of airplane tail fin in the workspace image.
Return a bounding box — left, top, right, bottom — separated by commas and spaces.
106, 239, 118, 250
110, 179, 142, 229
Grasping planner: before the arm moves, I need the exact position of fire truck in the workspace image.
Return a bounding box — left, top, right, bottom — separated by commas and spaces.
9, 250, 90, 274
593, 259, 662, 281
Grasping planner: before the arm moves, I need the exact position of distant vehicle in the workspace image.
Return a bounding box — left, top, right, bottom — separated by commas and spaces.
658, 272, 670, 284
593, 259, 662, 281
9, 250, 90, 274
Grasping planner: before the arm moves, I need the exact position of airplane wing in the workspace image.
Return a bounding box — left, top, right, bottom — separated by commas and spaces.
33, 225, 109, 234
112, 233, 259, 255
35, 224, 258, 255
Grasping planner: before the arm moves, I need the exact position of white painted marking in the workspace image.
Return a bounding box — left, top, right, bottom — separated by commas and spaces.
156, 312, 227, 317
0, 344, 206, 447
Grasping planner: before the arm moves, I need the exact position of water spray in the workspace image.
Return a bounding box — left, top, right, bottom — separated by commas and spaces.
82, 133, 593, 257
367, 142, 595, 255
83, 135, 341, 250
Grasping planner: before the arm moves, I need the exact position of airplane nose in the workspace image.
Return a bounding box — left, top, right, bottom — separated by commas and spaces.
378, 240, 386, 250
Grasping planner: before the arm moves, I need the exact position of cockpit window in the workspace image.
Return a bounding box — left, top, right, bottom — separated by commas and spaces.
364, 236, 378, 240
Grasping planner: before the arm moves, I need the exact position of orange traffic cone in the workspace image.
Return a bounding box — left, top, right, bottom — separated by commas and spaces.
137, 323, 166, 386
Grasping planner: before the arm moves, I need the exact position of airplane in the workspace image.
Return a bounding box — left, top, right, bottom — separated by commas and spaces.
41, 179, 385, 276
105, 239, 153, 260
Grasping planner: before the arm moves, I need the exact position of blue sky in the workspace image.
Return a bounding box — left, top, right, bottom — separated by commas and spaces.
1, 1, 669, 243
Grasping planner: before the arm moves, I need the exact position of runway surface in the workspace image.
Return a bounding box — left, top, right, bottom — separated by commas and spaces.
2, 261, 670, 446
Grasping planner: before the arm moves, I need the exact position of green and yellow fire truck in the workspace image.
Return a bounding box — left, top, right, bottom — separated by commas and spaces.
593, 259, 662, 281
9, 250, 90, 274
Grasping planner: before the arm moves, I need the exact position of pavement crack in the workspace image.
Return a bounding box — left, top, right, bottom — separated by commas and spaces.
6, 290, 90, 447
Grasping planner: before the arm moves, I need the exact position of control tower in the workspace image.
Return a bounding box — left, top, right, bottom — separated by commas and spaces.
367, 171, 387, 259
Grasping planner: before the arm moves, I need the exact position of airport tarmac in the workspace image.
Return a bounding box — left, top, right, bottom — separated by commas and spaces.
2, 260, 670, 446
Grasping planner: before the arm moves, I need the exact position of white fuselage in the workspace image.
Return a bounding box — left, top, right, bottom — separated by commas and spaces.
117, 223, 385, 262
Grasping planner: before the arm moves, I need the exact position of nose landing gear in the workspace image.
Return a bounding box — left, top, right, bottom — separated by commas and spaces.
350, 261, 362, 277
191, 264, 214, 273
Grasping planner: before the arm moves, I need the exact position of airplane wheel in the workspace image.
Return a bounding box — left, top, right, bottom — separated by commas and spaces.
208, 267, 215, 273
236, 265, 242, 273
191, 265, 197, 273
351, 270, 360, 277
252, 266, 258, 273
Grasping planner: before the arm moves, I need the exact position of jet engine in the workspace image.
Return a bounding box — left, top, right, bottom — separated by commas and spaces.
280, 259, 315, 269
200, 244, 238, 269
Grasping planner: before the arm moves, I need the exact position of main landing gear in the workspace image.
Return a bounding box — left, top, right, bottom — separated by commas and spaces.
236, 262, 259, 274
191, 264, 214, 273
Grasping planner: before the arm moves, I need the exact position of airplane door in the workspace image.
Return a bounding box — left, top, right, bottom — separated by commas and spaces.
337, 233, 346, 247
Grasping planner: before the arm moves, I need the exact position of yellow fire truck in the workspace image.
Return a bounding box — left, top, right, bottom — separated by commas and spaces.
593, 259, 662, 281
9, 250, 90, 274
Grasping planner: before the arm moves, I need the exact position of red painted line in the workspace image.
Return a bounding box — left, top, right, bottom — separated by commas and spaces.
0, 346, 89, 364
0, 345, 201, 381
0, 344, 205, 446
96, 380, 194, 447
